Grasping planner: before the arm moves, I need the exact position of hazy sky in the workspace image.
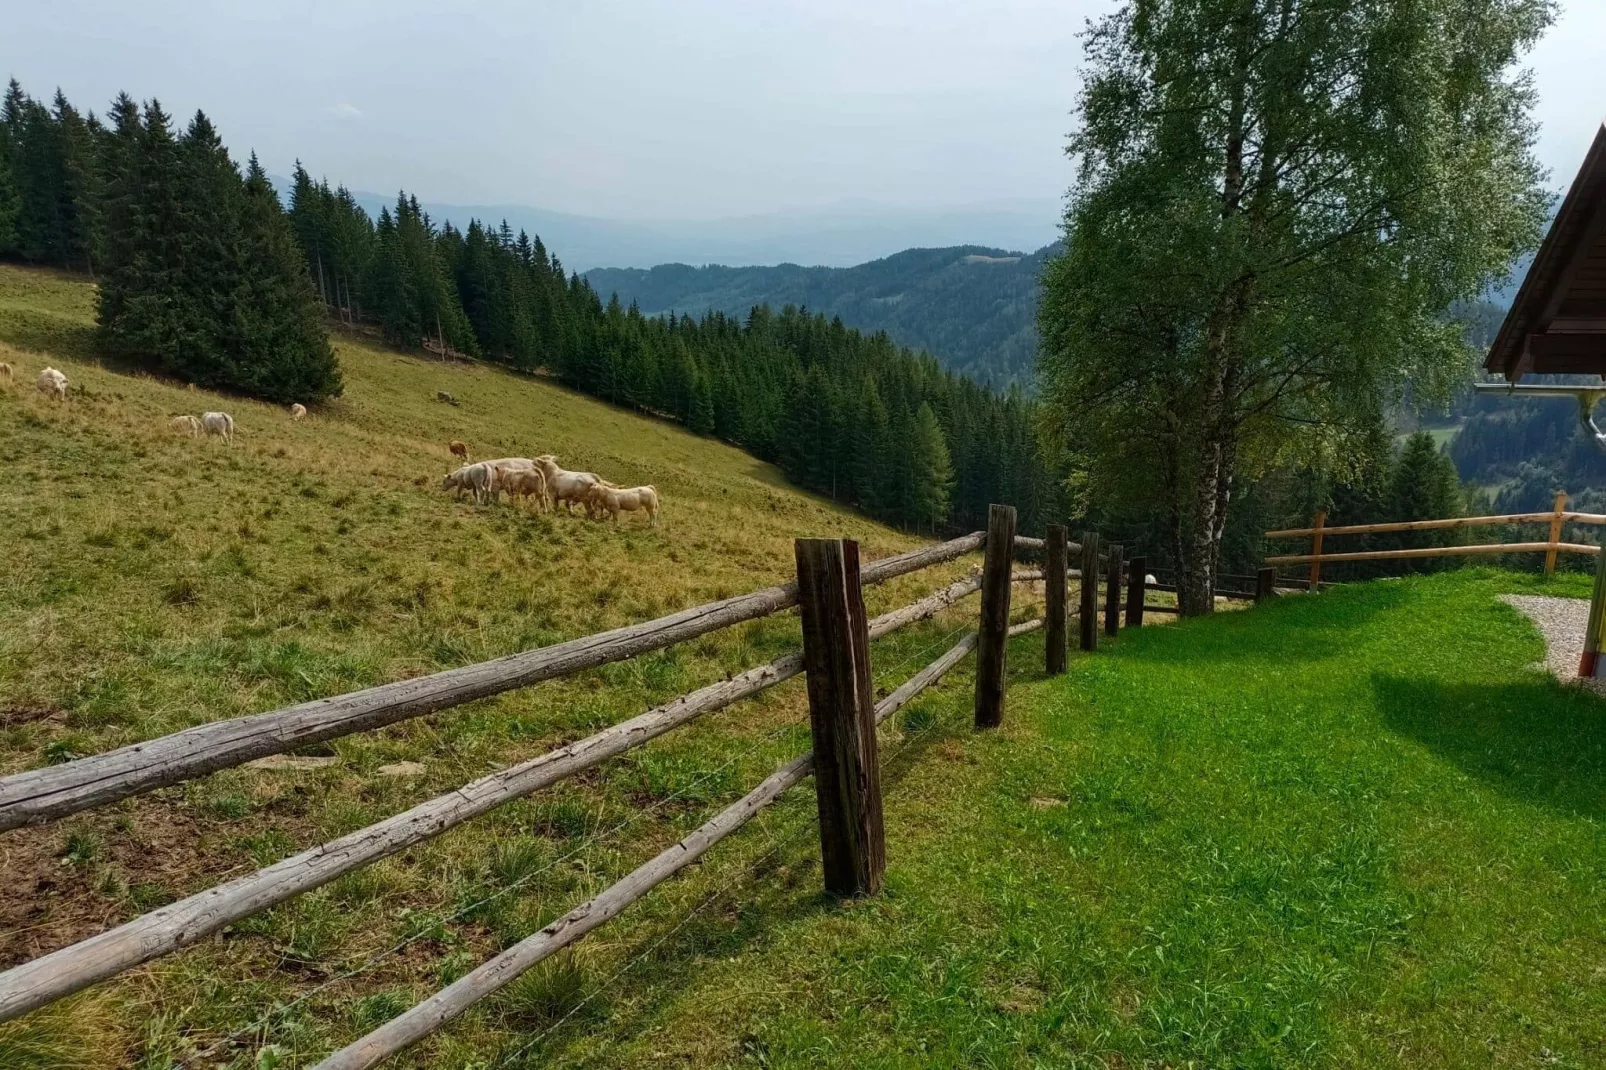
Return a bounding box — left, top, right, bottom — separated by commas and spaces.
6, 0, 1604, 222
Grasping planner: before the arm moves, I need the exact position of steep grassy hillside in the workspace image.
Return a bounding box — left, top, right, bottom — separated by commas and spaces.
575, 571, 1605, 1069
0, 264, 1014, 1067
586, 244, 1054, 387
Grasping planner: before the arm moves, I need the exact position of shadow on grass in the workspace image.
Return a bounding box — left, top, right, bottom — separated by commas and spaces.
1375, 673, 1606, 819
0, 308, 99, 363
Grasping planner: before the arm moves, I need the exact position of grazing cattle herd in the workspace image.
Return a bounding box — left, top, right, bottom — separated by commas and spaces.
6, 361, 663, 528
442, 452, 661, 525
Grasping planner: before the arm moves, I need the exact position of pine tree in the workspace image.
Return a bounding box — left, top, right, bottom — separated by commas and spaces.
0, 125, 17, 255
226, 155, 342, 402
907, 403, 954, 532
1388, 431, 1465, 571
52, 90, 99, 273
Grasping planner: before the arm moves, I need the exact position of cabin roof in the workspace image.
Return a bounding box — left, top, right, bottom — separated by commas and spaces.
1486, 122, 1606, 381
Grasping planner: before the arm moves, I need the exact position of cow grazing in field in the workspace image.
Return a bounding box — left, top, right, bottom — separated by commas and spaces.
449, 440, 469, 462
0, 362, 12, 381
36, 367, 68, 400
289, 403, 307, 421
442, 462, 499, 505
479, 458, 540, 503
441, 466, 474, 501
532, 455, 602, 515
437, 391, 459, 406
201, 411, 235, 442
170, 414, 202, 437
586, 483, 660, 526
500, 467, 549, 511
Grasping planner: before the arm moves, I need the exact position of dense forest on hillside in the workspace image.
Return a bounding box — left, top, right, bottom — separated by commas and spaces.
0, 84, 341, 401
586, 245, 1052, 388
0, 77, 1060, 535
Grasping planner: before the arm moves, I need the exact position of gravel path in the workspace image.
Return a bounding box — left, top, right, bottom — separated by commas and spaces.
1499, 594, 1606, 691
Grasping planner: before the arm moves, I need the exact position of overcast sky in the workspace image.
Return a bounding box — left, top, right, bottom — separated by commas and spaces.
5, 0, 1603, 222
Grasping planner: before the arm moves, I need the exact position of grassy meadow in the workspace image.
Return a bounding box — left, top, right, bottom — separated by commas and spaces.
2, 263, 1604, 1069
582, 571, 1605, 1070
0, 263, 1008, 1068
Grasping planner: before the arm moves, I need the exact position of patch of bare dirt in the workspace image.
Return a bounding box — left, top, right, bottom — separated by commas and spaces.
0, 791, 323, 967
0, 703, 63, 728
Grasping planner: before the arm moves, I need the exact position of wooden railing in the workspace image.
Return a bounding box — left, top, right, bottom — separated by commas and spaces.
1265, 492, 1606, 585
0, 509, 1291, 1064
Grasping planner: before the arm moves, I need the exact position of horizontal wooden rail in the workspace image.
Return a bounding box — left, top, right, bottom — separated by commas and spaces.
1011, 569, 1045, 584
1014, 536, 1093, 559
866, 575, 981, 640
1265, 541, 1601, 566
1007, 618, 1045, 637
0, 533, 985, 832
0, 582, 984, 1023
1143, 604, 1180, 615
1267, 511, 1606, 539
315, 627, 985, 1070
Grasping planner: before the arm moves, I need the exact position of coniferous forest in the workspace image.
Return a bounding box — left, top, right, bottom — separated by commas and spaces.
0, 78, 1059, 535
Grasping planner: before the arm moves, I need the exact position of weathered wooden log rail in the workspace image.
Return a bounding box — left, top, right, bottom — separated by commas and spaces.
317, 624, 995, 1070
0, 534, 985, 831
0, 506, 1273, 1058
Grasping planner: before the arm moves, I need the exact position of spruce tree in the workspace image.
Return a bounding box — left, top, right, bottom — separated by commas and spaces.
0, 127, 17, 256
52, 90, 99, 273
227, 155, 342, 401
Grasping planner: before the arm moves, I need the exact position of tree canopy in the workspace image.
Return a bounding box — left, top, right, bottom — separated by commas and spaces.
1037, 0, 1553, 613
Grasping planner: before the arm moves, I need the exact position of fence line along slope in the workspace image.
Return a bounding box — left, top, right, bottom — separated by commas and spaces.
0, 261, 995, 1066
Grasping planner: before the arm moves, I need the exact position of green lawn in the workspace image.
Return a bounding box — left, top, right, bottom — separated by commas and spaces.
2, 262, 1603, 1068
546, 571, 1606, 1069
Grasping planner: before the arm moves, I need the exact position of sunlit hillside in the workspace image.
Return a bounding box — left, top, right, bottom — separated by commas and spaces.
0, 262, 1000, 1067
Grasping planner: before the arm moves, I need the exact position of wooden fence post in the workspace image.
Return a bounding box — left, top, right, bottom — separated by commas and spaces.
1582, 544, 1606, 678
794, 539, 885, 897
1079, 531, 1100, 652
974, 504, 1017, 729
1125, 556, 1146, 628
1104, 543, 1124, 636
1045, 525, 1068, 675
1255, 567, 1276, 604
1309, 509, 1327, 590
1545, 491, 1568, 576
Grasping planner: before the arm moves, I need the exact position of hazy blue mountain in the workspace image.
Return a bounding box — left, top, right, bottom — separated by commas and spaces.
587, 244, 1058, 387
273, 176, 1059, 272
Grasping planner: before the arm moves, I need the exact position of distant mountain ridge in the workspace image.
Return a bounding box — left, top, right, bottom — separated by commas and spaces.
271, 175, 1059, 272
586, 243, 1058, 387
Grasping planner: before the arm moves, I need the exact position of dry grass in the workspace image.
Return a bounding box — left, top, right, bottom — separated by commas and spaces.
0, 262, 1006, 1066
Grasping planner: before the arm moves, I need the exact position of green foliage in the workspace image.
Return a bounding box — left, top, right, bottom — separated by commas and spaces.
1038, 0, 1554, 612
585, 243, 1054, 388
92, 97, 341, 402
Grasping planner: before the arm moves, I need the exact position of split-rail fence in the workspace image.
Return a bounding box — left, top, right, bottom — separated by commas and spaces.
0, 505, 1217, 1067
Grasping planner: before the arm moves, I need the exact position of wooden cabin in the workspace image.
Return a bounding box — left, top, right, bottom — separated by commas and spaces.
1486, 123, 1606, 380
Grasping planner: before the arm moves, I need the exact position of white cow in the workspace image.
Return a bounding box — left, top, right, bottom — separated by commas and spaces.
36, 367, 68, 400
170, 414, 202, 437
441, 462, 498, 505
532, 455, 602, 515
500, 467, 549, 511
586, 483, 660, 526
289, 403, 307, 421
0, 362, 12, 381
478, 457, 539, 503
201, 411, 235, 442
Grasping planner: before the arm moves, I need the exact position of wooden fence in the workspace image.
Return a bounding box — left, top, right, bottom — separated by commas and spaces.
0, 507, 1265, 1066
1265, 492, 1606, 586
